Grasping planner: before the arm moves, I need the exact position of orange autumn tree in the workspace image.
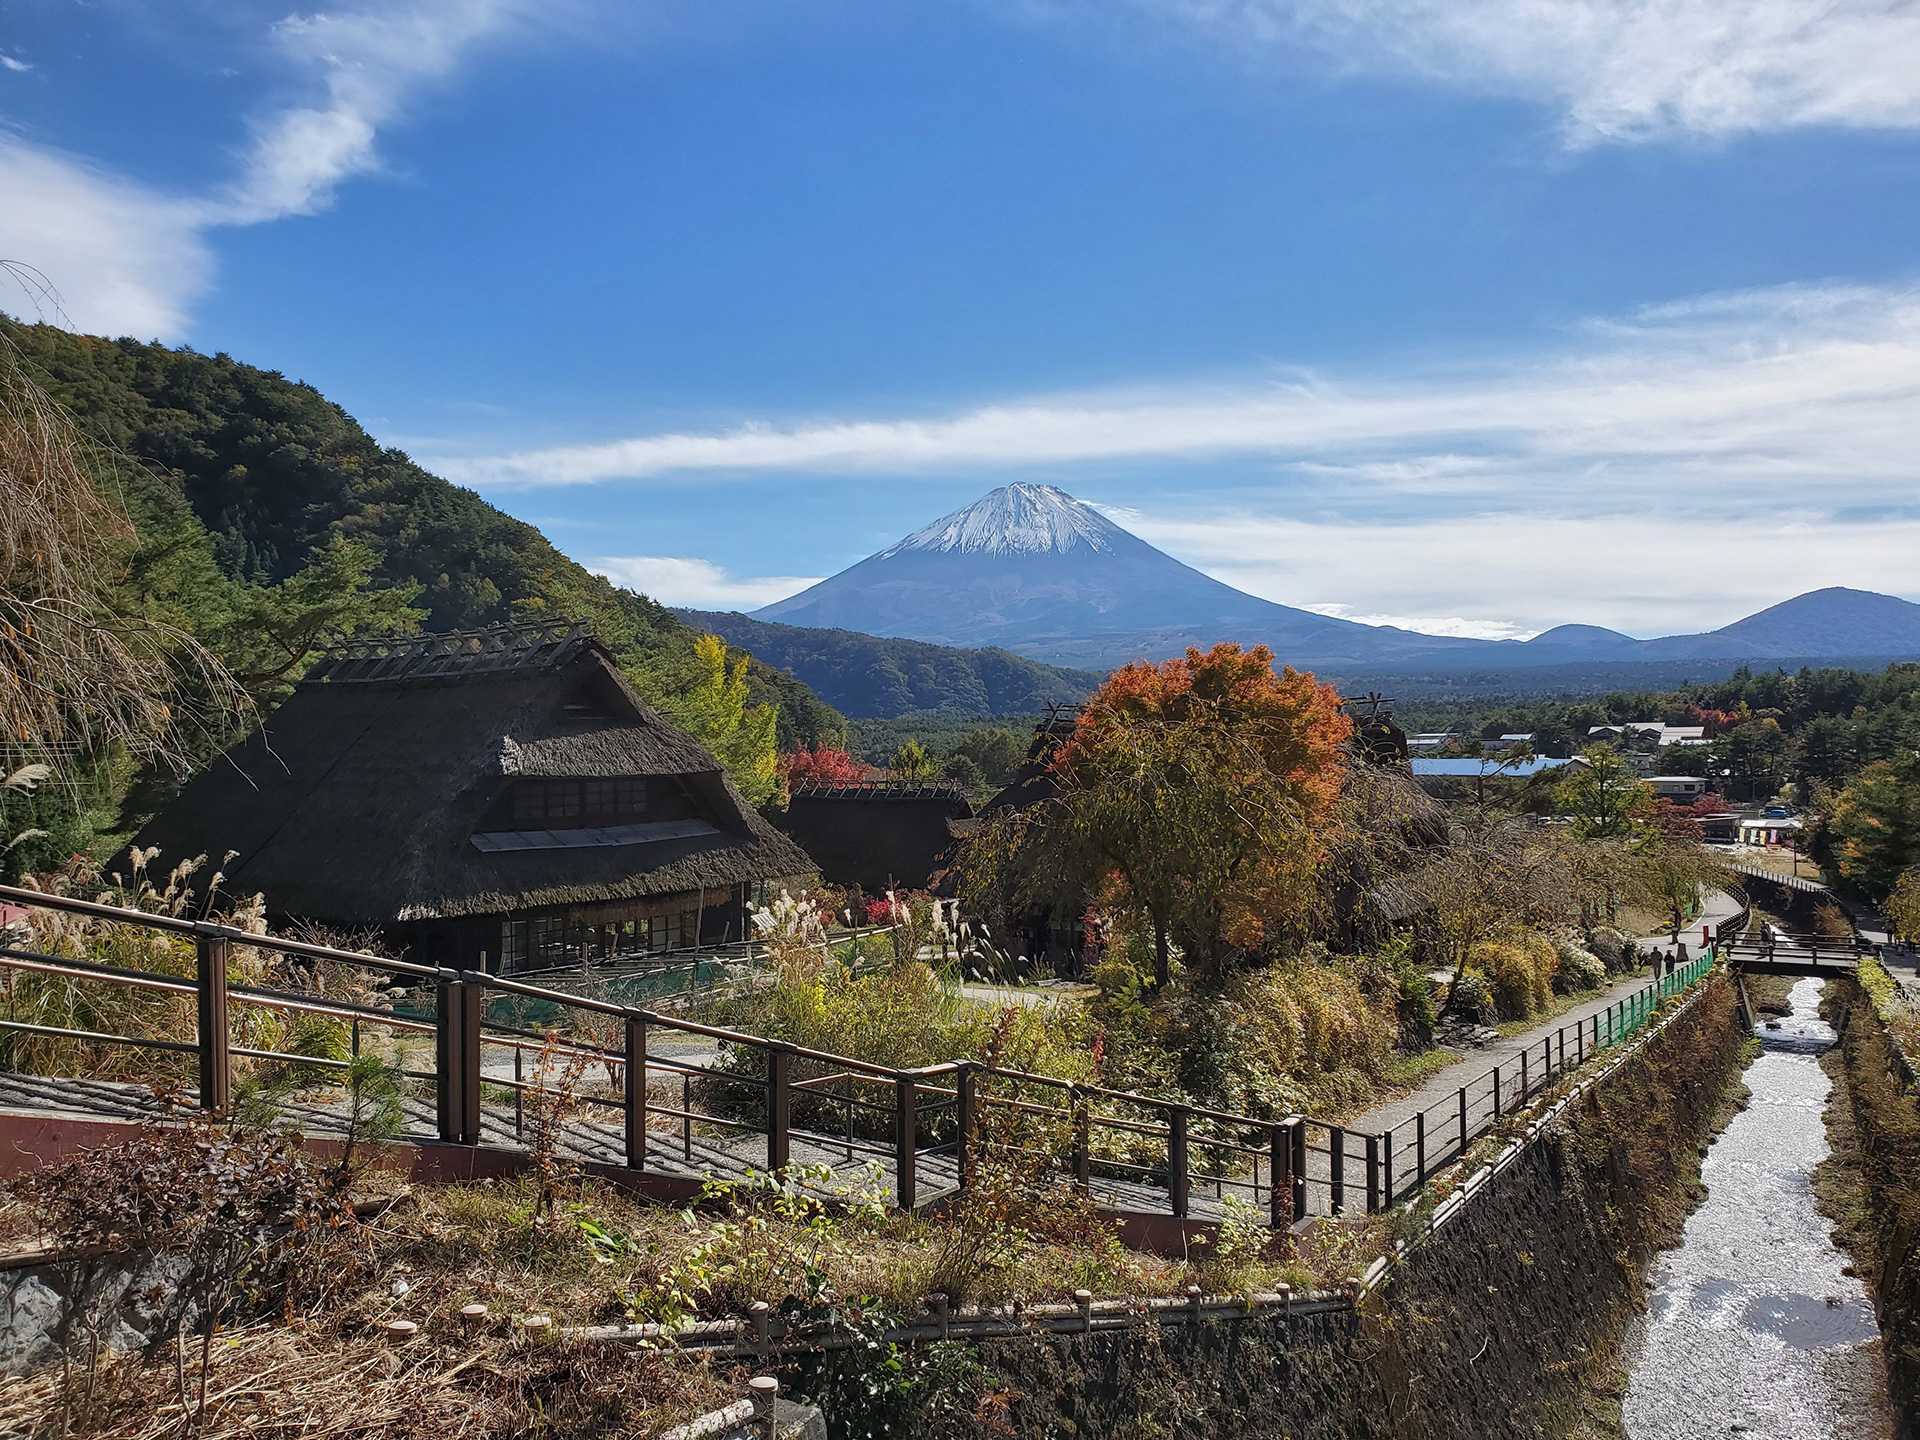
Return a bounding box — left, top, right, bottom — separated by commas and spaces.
1046, 643, 1350, 987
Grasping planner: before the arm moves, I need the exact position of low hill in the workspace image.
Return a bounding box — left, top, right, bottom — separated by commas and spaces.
2, 317, 843, 754
1635, 588, 1920, 660
676, 610, 1105, 718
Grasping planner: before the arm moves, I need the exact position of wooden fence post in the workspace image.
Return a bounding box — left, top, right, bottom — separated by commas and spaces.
1269, 1122, 1291, 1228
957, 1063, 977, 1193
894, 1073, 917, 1211
1290, 1118, 1307, 1222
1329, 1124, 1345, 1215
624, 1014, 647, 1170
195, 933, 230, 1117
1365, 1133, 1381, 1211
1072, 1087, 1091, 1193
434, 979, 480, 1146
1520, 1048, 1529, 1102
1168, 1106, 1190, 1219
767, 1044, 791, 1174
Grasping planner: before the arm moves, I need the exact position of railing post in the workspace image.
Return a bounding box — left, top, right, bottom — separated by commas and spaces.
1329, 1124, 1345, 1215
894, 1073, 917, 1211
1457, 1086, 1469, 1157
1290, 1118, 1308, 1222
767, 1043, 791, 1174
1071, 1086, 1091, 1193
624, 1014, 647, 1170
1168, 1106, 1190, 1219
1520, 1048, 1529, 1102
1366, 1133, 1382, 1211
1269, 1121, 1291, 1228
195, 933, 230, 1117
1492, 1064, 1501, 1117
436, 978, 484, 1146
1415, 1111, 1427, 1184
957, 1063, 977, 1193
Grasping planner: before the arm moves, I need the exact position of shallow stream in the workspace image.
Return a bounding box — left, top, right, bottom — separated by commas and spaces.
1621, 979, 1892, 1439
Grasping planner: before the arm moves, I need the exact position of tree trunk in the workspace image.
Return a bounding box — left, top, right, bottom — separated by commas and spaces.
1152, 916, 1171, 990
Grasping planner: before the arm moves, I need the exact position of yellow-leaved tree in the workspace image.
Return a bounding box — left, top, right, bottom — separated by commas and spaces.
656, 633, 780, 806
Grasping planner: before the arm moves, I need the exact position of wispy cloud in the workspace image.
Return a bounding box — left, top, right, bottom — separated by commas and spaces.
0, 1, 527, 338
443, 282, 1920, 519
1302, 604, 1538, 642
0, 141, 212, 337
1138, 509, 1920, 637
591, 556, 823, 611
213, 1, 526, 225
1126, 0, 1920, 144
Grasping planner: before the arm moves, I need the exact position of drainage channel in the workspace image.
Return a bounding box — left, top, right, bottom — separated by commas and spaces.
1621, 977, 1892, 1439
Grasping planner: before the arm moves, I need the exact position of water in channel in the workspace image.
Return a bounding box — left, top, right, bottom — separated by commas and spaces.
1621, 978, 1892, 1439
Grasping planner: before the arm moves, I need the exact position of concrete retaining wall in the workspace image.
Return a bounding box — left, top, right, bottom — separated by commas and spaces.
787, 975, 1748, 1440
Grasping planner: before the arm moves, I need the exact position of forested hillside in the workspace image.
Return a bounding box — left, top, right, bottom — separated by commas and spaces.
0, 318, 843, 872
677, 609, 1104, 718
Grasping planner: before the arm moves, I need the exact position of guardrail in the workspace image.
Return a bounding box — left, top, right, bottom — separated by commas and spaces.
0, 884, 1311, 1224
0, 883, 1729, 1228
1367, 948, 1718, 1208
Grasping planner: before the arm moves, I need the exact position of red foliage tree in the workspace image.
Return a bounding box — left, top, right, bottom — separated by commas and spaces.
780, 745, 868, 788
1048, 643, 1351, 984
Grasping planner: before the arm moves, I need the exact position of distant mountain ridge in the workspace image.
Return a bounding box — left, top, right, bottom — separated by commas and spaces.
1523, 588, 1920, 662
753, 483, 1920, 671
676, 609, 1104, 718
756, 483, 1485, 668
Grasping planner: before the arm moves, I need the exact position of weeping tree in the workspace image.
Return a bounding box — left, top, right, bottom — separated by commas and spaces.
0, 338, 248, 854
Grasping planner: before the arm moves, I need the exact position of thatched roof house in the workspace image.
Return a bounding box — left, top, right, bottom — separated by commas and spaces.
126, 621, 814, 973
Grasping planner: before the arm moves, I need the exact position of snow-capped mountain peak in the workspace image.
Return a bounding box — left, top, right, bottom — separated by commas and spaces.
880, 483, 1119, 558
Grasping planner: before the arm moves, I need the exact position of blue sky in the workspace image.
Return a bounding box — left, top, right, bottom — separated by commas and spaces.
4, 0, 1920, 639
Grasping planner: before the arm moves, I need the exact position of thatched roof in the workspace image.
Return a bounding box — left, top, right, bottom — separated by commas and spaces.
124, 626, 814, 924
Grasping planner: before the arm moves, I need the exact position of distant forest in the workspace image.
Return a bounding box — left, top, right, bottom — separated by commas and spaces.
679, 609, 1104, 719
1398, 663, 1920, 796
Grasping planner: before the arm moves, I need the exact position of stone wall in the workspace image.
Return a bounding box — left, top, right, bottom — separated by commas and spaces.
1827, 978, 1920, 1437
793, 976, 1748, 1440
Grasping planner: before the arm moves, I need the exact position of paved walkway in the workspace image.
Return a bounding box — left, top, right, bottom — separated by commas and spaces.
1311, 889, 1746, 1205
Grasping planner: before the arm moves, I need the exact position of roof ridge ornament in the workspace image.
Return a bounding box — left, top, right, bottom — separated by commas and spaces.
301, 619, 594, 684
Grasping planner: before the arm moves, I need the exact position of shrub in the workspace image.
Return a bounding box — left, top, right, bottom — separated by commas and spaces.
1448, 971, 1497, 1025
1550, 936, 1607, 994
1585, 926, 1638, 973
1469, 932, 1556, 1020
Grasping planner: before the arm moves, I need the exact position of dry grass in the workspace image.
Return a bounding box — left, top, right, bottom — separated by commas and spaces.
3, 1150, 1355, 1440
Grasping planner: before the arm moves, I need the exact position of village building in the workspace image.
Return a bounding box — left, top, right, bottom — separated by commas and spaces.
1646, 775, 1712, 801
122, 621, 815, 974
1588, 722, 1709, 748
778, 782, 974, 895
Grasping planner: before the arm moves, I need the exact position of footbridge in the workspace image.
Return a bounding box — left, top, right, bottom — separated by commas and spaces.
1719, 929, 1867, 980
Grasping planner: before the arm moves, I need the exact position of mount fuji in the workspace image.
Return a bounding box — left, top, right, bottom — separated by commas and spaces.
750, 484, 1920, 672
752, 483, 1483, 668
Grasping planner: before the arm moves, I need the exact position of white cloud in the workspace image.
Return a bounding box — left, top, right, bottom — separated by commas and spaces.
590, 556, 823, 611
1129, 0, 1920, 143
1135, 509, 1920, 637
0, 55, 31, 74
444, 282, 1920, 521
0, 2, 524, 339
1302, 604, 1538, 641
214, 1, 526, 225
0, 139, 213, 337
